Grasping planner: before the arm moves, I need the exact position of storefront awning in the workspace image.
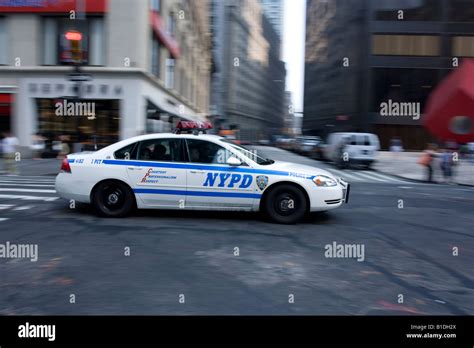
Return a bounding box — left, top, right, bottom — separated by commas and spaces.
423, 59, 474, 143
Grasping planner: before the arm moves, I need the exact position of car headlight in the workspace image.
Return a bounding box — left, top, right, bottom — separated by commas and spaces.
313, 175, 337, 187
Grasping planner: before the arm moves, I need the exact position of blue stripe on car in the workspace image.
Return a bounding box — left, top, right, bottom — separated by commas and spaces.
102, 159, 307, 177
133, 188, 262, 199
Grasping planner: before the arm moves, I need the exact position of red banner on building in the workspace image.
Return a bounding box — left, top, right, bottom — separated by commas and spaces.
150, 10, 181, 59
0, 0, 107, 13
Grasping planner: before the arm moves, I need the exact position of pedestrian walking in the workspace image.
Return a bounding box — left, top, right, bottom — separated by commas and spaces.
418, 143, 437, 183
2, 131, 20, 175
337, 137, 349, 169
440, 148, 454, 184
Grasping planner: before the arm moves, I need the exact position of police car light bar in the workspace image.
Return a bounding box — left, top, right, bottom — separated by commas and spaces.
174, 121, 213, 134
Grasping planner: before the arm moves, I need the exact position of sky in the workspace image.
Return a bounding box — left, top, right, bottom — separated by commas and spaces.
282, 0, 306, 113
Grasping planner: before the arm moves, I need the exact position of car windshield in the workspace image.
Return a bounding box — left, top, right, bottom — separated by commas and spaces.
220, 140, 275, 165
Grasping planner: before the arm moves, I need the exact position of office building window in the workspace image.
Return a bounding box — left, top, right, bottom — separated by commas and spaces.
372, 35, 440, 56
42, 17, 105, 65
150, 0, 161, 12
452, 36, 474, 57
167, 13, 176, 37
371, 68, 439, 113
0, 18, 7, 65
166, 57, 175, 89
151, 35, 161, 77
374, 0, 442, 21
449, 0, 474, 22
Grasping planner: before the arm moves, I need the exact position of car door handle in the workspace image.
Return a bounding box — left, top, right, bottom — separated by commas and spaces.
190, 170, 205, 174
128, 166, 143, 171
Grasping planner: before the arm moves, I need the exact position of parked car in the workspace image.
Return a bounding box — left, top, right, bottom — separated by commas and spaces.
295, 136, 322, 156
324, 132, 380, 169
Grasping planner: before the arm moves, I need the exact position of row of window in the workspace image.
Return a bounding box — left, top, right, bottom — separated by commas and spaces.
115, 138, 241, 165
0, 17, 104, 66
372, 35, 474, 57
374, 0, 474, 22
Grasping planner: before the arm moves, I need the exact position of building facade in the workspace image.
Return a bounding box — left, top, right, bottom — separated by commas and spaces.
0, 0, 211, 151
210, 0, 286, 142
304, 0, 474, 150
260, 0, 284, 39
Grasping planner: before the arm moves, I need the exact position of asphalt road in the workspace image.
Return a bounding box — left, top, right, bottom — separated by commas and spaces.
0, 148, 473, 315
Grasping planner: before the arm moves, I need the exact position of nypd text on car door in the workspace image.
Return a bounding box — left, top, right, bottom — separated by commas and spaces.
184, 139, 256, 210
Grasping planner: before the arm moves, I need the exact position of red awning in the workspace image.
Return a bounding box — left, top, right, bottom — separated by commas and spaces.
0, 94, 12, 104
150, 11, 181, 59
423, 59, 474, 143
0, 94, 13, 116
0, 0, 107, 13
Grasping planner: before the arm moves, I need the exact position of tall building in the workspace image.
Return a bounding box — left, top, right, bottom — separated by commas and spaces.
260, 0, 284, 39
210, 0, 286, 141
0, 0, 211, 150
304, 0, 474, 150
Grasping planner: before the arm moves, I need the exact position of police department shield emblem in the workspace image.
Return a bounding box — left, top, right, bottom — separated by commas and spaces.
256, 175, 269, 191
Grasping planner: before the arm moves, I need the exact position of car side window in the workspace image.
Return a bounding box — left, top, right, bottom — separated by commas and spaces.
186, 139, 231, 164
137, 139, 184, 162
114, 142, 138, 160
364, 136, 371, 146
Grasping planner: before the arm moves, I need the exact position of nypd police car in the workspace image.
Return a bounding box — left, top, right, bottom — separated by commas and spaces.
55, 121, 349, 224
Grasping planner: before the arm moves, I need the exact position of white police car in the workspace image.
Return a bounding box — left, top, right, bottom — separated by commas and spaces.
55, 122, 349, 224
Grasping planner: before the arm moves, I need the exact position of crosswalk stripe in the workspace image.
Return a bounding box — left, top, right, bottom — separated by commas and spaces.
0, 218, 9, 222
0, 178, 55, 183
13, 205, 34, 211
328, 169, 363, 182
0, 194, 58, 202
353, 171, 390, 182
0, 204, 15, 210
360, 171, 406, 183
0, 188, 56, 194
0, 182, 55, 187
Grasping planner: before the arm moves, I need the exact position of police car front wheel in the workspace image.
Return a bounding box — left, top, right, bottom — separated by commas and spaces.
92, 180, 135, 218
263, 184, 307, 224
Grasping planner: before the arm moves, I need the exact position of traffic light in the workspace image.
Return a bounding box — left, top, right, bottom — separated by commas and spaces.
65, 30, 83, 65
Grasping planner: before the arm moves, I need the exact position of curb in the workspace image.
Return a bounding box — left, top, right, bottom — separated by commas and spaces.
374, 169, 474, 188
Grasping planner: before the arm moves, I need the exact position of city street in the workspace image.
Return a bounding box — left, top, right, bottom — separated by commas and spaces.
0, 148, 472, 315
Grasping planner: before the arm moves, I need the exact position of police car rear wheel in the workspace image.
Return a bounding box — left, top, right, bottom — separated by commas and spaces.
93, 181, 134, 218
263, 184, 307, 224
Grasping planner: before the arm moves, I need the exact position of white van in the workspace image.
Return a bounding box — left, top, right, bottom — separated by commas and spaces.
324, 132, 380, 168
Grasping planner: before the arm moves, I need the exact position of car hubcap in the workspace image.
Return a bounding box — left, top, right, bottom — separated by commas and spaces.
102, 186, 125, 211
108, 193, 119, 205
275, 194, 296, 216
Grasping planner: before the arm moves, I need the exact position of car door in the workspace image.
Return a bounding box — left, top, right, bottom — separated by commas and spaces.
126, 138, 186, 208
184, 138, 256, 210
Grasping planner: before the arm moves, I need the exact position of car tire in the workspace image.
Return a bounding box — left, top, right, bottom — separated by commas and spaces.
92, 180, 135, 218
263, 184, 307, 224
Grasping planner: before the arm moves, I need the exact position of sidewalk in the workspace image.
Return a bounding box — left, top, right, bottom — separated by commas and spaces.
0, 158, 61, 176
373, 151, 474, 186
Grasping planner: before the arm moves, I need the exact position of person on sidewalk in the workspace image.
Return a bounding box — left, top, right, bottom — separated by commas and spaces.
337, 137, 349, 169
2, 131, 20, 175
418, 143, 437, 183
440, 148, 454, 184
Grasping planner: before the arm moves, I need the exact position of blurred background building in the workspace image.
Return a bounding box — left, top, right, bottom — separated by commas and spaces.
0, 0, 211, 150
304, 0, 474, 150
209, 0, 286, 142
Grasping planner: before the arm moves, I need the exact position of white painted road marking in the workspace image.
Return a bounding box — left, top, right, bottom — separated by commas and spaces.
0, 194, 58, 202
0, 188, 56, 194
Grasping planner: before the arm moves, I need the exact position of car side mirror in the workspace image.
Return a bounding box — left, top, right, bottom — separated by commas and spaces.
227, 156, 242, 166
